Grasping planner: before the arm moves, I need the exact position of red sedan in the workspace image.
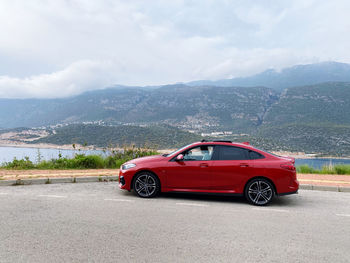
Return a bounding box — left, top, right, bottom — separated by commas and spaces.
119, 141, 299, 205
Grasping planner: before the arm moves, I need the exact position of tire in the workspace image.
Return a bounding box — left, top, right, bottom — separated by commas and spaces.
245, 178, 274, 206
133, 172, 160, 198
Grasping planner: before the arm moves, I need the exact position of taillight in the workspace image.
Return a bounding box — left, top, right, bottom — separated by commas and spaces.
280, 163, 295, 171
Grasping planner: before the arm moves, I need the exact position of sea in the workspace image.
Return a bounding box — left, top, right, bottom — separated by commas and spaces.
0, 146, 349, 168
0, 146, 106, 165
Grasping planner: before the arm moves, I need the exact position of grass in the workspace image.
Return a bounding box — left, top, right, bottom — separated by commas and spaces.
297, 164, 350, 175
1, 146, 159, 170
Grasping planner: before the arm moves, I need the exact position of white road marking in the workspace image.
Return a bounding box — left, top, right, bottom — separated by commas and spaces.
176, 202, 209, 207
336, 214, 350, 217
252, 207, 289, 213
0, 193, 9, 195
37, 195, 67, 198
104, 198, 134, 202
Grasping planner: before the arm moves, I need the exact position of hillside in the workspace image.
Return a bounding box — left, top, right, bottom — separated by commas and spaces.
0, 85, 279, 131
263, 82, 350, 126
31, 124, 202, 149
187, 61, 350, 91
256, 82, 350, 155
257, 124, 350, 156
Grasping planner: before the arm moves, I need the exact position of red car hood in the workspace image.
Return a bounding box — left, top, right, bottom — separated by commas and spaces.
129, 155, 164, 164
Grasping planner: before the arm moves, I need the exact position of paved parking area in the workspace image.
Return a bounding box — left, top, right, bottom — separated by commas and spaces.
0, 183, 349, 262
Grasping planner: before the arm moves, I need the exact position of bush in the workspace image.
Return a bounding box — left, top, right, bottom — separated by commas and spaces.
296, 165, 315, 174
4, 157, 35, 169
1, 146, 159, 170
73, 154, 104, 169
334, 164, 350, 175
296, 164, 350, 175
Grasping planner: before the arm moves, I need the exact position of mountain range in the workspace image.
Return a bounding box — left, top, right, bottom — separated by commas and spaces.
1, 61, 350, 155
187, 61, 350, 91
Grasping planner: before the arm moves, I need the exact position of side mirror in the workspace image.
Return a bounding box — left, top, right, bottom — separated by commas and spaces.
176, 154, 184, 161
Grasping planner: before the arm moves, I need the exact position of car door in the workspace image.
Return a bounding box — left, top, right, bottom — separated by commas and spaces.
165, 145, 215, 190
211, 145, 253, 191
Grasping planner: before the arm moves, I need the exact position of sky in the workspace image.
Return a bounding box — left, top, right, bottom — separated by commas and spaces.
0, 0, 350, 98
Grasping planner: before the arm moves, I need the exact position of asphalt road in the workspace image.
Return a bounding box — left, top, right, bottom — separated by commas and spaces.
0, 183, 349, 263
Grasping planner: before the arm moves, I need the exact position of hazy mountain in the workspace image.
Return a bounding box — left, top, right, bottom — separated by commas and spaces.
187, 61, 350, 91
1, 81, 350, 154
0, 85, 279, 130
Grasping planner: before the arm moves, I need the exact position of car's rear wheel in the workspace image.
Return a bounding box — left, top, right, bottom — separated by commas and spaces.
133, 172, 160, 198
245, 178, 274, 206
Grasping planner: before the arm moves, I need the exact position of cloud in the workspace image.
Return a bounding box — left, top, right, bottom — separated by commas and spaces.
0, 0, 350, 98
0, 60, 115, 98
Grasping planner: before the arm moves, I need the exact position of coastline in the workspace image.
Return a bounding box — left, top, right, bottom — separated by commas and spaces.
0, 142, 348, 159
0, 142, 98, 151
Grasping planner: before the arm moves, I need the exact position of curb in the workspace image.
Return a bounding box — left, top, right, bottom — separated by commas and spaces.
299, 184, 350, 193
0, 176, 118, 186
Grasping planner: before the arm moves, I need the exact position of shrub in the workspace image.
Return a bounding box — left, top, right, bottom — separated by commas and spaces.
334, 164, 350, 175
1, 146, 159, 170
296, 165, 315, 174
4, 157, 35, 169
296, 164, 350, 175
73, 154, 105, 169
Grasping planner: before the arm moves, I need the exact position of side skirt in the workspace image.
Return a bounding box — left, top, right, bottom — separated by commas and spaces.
165, 190, 244, 197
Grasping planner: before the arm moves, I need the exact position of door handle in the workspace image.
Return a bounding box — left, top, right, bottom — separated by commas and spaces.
239, 163, 249, 167
200, 163, 209, 168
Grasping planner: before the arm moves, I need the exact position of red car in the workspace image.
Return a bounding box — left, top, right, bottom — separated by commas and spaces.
119, 141, 299, 205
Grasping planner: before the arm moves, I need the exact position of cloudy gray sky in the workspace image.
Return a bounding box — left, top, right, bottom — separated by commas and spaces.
0, 0, 350, 98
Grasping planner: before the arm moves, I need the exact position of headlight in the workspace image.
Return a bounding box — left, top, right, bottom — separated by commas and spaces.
122, 163, 136, 170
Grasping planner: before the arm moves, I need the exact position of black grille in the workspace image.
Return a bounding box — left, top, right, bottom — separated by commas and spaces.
119, 176, 125, 186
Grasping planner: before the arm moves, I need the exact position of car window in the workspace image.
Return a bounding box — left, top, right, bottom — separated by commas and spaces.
182, 146, 214, 161
166, 143, 195, 157
249, 150, 265, 160
216, 146, 249, 160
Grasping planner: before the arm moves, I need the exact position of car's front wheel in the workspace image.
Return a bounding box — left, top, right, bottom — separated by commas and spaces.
133, 172, 160, 198
245, 178, 274, 206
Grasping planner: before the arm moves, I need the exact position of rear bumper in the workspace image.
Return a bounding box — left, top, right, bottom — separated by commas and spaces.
278, 178, 299, 196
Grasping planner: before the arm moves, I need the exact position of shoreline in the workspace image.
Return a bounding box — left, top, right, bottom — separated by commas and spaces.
0, 142, 349, 159
0, 142, 101, 151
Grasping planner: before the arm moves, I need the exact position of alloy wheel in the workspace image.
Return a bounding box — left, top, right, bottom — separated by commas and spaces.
134, 174, 157, 198
247, 180, 273, 205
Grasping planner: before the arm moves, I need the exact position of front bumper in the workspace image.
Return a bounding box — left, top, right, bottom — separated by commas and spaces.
118, 169, 134, 190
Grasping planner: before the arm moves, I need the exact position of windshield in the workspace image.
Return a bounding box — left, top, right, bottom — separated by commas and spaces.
166, 143, 195, 157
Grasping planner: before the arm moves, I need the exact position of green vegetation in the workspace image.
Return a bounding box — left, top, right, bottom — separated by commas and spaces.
297, 164, 350, 175
256, 123, 350, 156
2, 147, 159, 170
263, 82, 350, 126
32, 124, 202, 149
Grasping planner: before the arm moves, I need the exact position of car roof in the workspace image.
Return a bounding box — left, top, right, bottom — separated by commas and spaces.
192, 141, 276, 157
193, 141, 253, 148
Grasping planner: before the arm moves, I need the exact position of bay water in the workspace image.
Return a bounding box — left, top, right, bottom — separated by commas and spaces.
0, 146, 349, 168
